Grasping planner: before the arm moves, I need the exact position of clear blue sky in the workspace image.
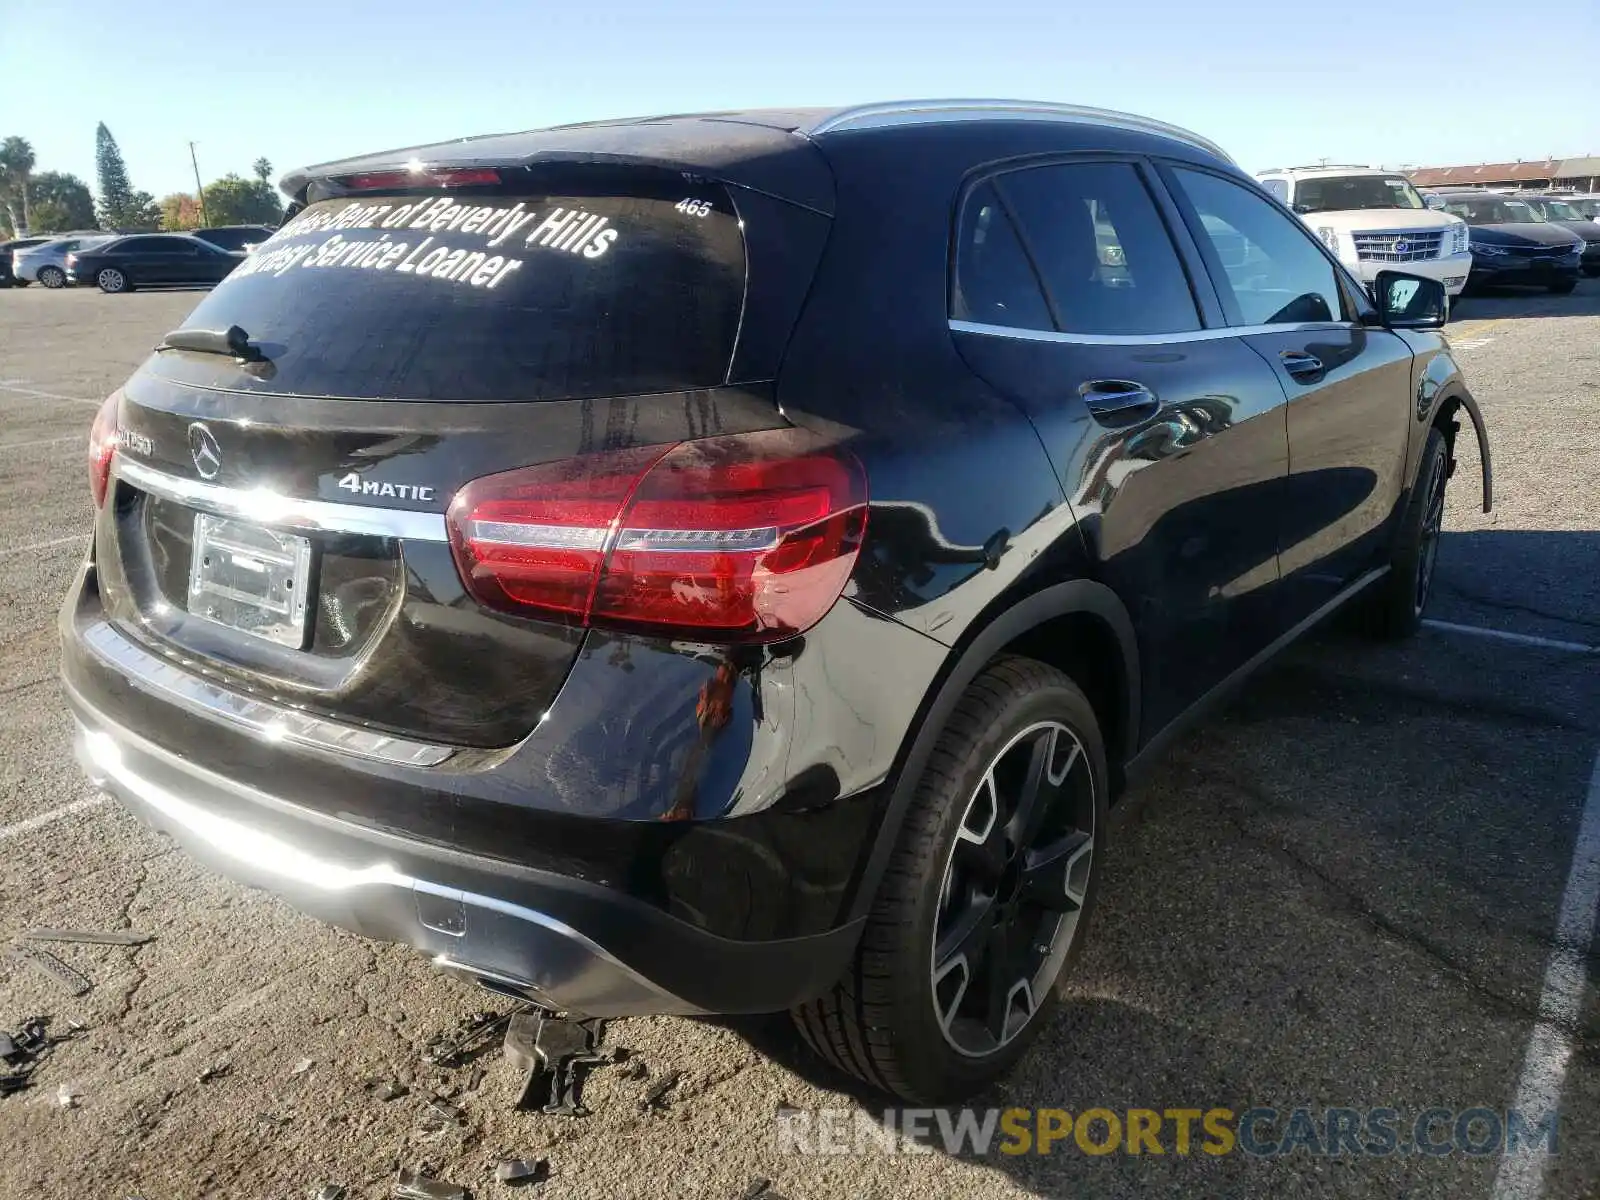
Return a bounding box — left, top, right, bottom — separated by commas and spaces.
3, 0, 1596, 201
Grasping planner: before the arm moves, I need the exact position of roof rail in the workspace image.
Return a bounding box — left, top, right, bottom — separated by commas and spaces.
807, 100, 1233, 163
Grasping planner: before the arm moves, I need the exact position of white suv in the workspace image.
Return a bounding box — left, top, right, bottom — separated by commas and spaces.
1255, 166, 1472, 297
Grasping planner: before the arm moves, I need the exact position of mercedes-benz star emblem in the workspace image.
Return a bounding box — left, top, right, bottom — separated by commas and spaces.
188, 423, 222, 480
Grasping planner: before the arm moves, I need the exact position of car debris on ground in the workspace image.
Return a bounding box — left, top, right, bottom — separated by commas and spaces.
503, 1010, 617, 1117
424, 1009, 511, 1068
310, 1185, 346, 1200
1, 1015, 84, 1097
493, 1157, 547, 1186
364, 1076, 409, 1101
419, 1095, 464, 1132
393, 1165, 470, 1199
638, 1068, 682, 1112
6, 944, 92, 996
23, 927, 154, 947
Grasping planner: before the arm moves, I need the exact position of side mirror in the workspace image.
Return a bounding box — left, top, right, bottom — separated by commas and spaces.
1373, 270, 1448, 330
1422, 194, 1446, 210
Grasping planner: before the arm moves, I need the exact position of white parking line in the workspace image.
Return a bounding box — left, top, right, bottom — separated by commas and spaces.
1491, 751, 1600, 1200
0, 382, 99, 407
0, 533, 90, 558
0, 435, 82, 452
0, 794, 107, 844
1423, 619, 1597, 655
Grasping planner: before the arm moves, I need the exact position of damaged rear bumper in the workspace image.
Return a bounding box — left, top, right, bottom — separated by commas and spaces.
65, 684, 860, 1018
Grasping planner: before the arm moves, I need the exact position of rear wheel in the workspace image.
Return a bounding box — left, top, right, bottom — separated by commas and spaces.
37, 265, 66, 288
96, 267, 129, 294
791, 656, 1108, 1102
1355, 425, 1450, 640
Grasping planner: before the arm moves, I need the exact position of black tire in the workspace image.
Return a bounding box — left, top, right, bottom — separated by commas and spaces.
1549, 278, 1578, 295
37, 265, 66, 289
791, 655, 1109, 1103
96, 267, 130, 294
1355, 425, 1450, 640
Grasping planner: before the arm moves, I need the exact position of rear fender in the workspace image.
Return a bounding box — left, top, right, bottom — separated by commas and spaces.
844, 580, 1138, 922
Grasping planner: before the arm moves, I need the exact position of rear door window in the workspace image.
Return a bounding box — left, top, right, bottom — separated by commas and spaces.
953, 161, 1201, 336
155, 172, 746, 402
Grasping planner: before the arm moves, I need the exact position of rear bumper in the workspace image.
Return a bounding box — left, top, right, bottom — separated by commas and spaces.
66, 680, 864, 1016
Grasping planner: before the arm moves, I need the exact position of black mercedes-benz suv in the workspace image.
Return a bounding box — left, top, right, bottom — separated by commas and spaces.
61, 101, 1492, 1103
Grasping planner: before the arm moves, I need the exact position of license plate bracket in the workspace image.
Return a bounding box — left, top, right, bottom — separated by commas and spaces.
187, 513, 313, 649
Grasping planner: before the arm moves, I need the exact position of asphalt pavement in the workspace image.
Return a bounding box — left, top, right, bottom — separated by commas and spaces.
0, 282, 1596, 1200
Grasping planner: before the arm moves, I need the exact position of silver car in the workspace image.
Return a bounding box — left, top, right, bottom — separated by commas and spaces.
12, 235, 112, 288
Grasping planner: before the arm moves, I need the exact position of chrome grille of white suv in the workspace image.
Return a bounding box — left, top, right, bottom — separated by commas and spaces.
1352, 231, 1444, 262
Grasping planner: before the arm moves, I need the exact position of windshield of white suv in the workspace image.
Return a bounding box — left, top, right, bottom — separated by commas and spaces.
1293, 175, 1425, 213
1443, 197, 1543, 225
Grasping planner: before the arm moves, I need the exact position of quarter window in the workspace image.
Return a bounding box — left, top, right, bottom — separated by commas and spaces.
1172, 168, 1345, 327
1259, 178, 1290, 203
954, 162, 1200, 336
951, 182, 1054, 331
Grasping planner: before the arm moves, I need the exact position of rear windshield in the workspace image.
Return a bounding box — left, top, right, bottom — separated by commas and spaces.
158, 172, 745, 402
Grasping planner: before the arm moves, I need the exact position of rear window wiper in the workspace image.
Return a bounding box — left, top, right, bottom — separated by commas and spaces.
155, 324, 270, 363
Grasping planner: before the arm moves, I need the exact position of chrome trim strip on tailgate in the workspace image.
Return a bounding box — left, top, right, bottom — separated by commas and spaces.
114, 458, 449, 543
80, 620, 455, 767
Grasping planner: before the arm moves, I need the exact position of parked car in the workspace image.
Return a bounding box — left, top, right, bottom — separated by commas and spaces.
62, 101, 1492, 1103
12, 235, 113, 288
191, 224, 277, 253
0, 236, 54, 286
1520, 196, 1600, 276
1434, 190, 1585, 293
1254, 166, 1473, 299
67, 233, 243, 293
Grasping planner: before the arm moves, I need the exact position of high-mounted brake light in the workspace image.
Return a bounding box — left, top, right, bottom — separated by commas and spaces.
447, 431, 868, 643
88, 391, 119, 508
339, 167, 502, 191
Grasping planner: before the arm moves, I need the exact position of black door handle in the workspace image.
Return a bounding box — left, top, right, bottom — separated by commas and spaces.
1079, 379, 1160, 422
1280, 350, 1324, 380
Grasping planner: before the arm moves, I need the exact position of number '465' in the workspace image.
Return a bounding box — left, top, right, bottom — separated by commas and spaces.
675, 198, 713, 218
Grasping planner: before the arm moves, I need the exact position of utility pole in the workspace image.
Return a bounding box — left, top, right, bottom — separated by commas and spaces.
188, 141, 208, 227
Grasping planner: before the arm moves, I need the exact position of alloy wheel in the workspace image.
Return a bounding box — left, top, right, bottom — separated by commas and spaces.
39, 266, 65, 288
97, 269, 125, 293
1414, 450, 1447, 614
931, 719, 1095, 1057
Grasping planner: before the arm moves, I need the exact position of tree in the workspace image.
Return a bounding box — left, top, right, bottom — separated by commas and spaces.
94, 122, 159, 230
0, 135, 36, 235
201, 172, 281, 226
159, 192, 203, 231
252, 157, 272, 184
28, 172, 96, 232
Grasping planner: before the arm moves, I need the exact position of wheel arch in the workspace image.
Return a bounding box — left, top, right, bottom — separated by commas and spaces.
844, 580, 1140, 922
1432, 388, 1492, 513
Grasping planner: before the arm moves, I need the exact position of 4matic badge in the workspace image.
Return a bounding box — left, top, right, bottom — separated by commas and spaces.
337, 472, 435, 502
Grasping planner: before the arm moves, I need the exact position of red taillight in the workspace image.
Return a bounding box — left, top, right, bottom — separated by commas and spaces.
88, 391, 119, 508
447, 431, 868, 642
339, 167, 501, 191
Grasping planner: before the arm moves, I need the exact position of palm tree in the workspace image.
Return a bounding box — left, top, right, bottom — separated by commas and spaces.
252, 157, 272, 184
0, 136, 37, 236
